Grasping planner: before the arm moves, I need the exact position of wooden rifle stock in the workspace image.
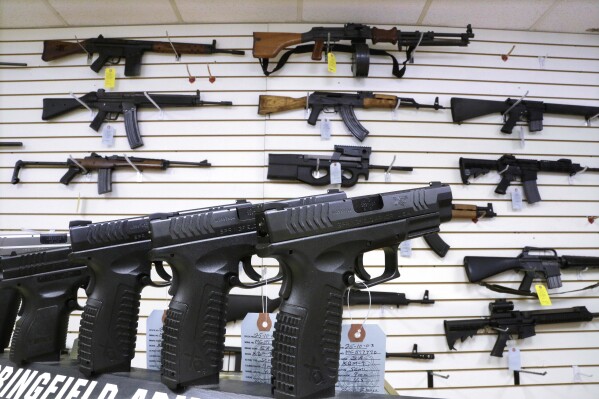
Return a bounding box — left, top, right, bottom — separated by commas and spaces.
258, 95, 307, 115
252, 32, 302, 58
363, 94, 398, 109
42, 40, 88, 61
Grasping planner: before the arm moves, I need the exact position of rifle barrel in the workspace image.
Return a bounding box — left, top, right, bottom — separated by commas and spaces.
214, 49, 245, 55
370, 165, 414, 172
200, 100, 233, 106
167, 159, 211, 167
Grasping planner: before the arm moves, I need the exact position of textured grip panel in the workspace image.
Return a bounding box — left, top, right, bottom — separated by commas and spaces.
0, 290, 19, 353
161, 285, 228, 389
78, 287, 141, 376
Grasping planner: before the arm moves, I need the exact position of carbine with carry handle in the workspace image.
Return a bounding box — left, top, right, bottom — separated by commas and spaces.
460, 155, 598, 203
451, 97, 599, 134
11, 152, 210, 194
255, 182, 452, 398
267, 145, 413, 186
259, 91, 445, 141
445, 299, 599, 357
464, 247, 599, 296
43, 35, 244, 76
253, 23, 473, 77
42, 89, 232, 149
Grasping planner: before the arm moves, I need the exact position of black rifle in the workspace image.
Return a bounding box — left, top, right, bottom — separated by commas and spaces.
0, 142, 23, 147
148, 191, 346, 390
69, 217, 171, 377
42, 89, 232, 149
43, 36, 244, 76
12, 152, 210, 194
445, 299, 598, 357
267, 145, 413, 186
387, 344, 435, 360
424, 203, 496, 257
464, 247, 599, 296
259, 92, 444, 141
0, 247, 89, 365
451, 97, 599, 134
227, 290, 434, 322
460, 155, 598, 203
253, 24, 473, 77
255, 182, 452, 398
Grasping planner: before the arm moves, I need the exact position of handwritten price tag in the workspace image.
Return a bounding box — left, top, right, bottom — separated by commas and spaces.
535, 284, 552, 306
104, 67, 116, 89
327, 52, 337, 73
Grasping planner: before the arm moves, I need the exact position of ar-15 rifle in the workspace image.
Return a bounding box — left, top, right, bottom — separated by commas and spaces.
148, 191, 346, 390
227, 290, 434, 323
445, 299, 598, 357
460, 155, 598, 204
253, 24, 473, 77
267, 145, 413, 186
0, 247, 89, 366
424, 203, 496, 257
11, 152, 210, 194
259, 91, 444, 141
42, 35, 244, 76
42, 89, 232, 149
451, 97, 599, 134
255, 182, 452, 398
464, 247, 599, 296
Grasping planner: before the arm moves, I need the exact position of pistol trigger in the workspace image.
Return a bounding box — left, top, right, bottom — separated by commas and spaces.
241, 256, 262, 281
153, 260, 172, 282
354, 254, 372, 281
278, 263, 292, 300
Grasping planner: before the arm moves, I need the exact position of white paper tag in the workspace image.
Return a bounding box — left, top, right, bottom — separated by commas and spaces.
241, 313, 275, 384
146, 309, 165, 371
573, 365, 582, 382
101, 125, 115, 147
385, 172, 391, 183
400, 240, 412, 258
330, 162, 342, 185
507, 345, 521, 371
320, 116, 332, 140
519, 125, 525, 148
337, 324, 386, 394
136, 172, 143, 183
511, 187, 523, 211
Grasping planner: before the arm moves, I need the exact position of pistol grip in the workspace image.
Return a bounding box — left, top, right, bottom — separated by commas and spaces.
78, 276, 143, 376
495, 174, 513, 195
90, 53, 111, 73
0, 289, 20, 353
491, 332, 510, 357
307, 106, 323, 126
312, 40, 325, 61
10, 299, 72, 365
501, 111, 520, 134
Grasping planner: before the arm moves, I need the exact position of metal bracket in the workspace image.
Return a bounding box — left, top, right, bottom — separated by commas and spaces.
427, 370, 449, 388
514, 369, 547, 385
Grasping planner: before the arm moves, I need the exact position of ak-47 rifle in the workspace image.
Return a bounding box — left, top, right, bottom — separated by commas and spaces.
253, 24, 473, 77
451, 97, 599, 134
259, 91, 444, 141
43, 36, 244, 76
42, 89, 232, 149
424, 203, 496, 257
267, 145, 413, 186
11, 152, 211, 194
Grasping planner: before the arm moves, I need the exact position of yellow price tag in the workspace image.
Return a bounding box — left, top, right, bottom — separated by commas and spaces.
327, 52, 337, 73
535, 284, 552, 306
104, 68, 116, 89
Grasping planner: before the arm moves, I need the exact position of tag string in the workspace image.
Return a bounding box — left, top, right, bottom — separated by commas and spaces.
144, 92, 164, 118
70, 92, 95, 118
408, 32, 425, 63
68, 155, 88, 174
123, 154, 141, 174
346, 282, 372, 335
165, 31, 180, 61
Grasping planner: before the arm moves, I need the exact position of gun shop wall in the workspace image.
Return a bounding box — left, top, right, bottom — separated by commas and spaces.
1, 22, 598, 399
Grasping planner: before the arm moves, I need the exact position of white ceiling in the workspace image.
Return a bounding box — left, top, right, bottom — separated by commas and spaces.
0, 0, 598, 34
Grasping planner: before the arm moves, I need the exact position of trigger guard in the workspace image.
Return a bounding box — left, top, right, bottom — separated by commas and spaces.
236, 272, 283, 289
354, 254, 372, 281
141, 274, 171, 288
241, 257, 262, 282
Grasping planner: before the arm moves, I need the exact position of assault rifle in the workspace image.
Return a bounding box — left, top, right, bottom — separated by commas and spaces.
42, 35, 244, 76
267, 145, 413, 186
42, 89, 232, 148
259, 91, 444, 141
0, 247, 89, 365
464, 247, 599, 296
228, 290, 434, 322
445, 299, 598, 357
460, 155, 598, 203
425, 203, 496, 257
11, 152, 210, 194
451, 97, 599, 134
255, 182, 452, 398
253, 24, 473, 77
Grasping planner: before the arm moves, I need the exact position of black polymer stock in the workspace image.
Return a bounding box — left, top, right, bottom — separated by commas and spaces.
69, 216, 170, 377
460, 154, 598, 203
148, 192, 346, 390
0, 247, 88, 365
255, 182, 452, 399
451, 97, 599, 134
445, 299, 599, 357
42, 89, 232, 149
464, 247, 599, 296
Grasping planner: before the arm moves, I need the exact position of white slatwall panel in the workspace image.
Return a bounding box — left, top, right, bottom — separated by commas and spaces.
1, 22, 598, 398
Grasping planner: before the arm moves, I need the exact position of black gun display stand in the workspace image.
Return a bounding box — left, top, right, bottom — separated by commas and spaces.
0, 355, 440, 399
